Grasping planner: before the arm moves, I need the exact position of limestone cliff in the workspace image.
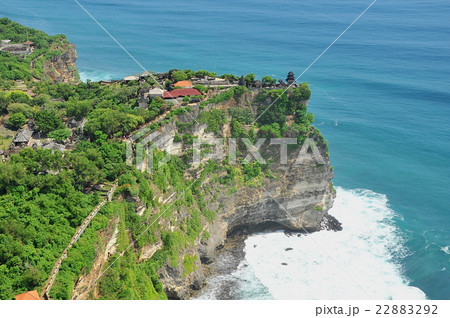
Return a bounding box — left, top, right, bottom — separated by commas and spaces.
31, 42, 80, 83
42, 43, 79, 83
70, 88, 338, 300
141, 90, 337, 298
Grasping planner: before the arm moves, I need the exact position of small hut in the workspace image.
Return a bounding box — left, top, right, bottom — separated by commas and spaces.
43, 141, 66, 154
11, 128, 33, 148
253, 79, 263, 89
149, 87, 166, 99
23, 40, 34, 50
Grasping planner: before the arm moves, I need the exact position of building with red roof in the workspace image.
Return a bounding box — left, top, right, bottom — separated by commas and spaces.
163, 88, 202, 99
173, 80, 193, 88
14, 290, 40, 300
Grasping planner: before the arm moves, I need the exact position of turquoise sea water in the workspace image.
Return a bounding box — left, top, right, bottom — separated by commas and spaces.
1, 0, 449, 299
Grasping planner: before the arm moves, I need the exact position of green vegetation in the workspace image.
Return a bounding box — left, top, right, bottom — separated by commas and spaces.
262, 75, 276, 86
48, 128, 71, 142
183, 254, 197, 278
6, 112, 27, 129
35, 110, 65, 134
244, 73, 255, 86
229, 107, 253, 124
198, 109, 227, 134
171, 70, 188, 82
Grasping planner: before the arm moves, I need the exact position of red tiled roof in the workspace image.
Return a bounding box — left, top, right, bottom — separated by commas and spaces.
163, 88, 201, 99
15, 290, 40, 300
23, 41, 34, 45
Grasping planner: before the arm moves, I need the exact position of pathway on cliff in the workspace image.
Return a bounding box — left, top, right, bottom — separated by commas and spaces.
40, 182, 118, 299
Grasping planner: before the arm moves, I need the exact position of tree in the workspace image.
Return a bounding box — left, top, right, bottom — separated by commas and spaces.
262, 76, 276, 86
65, 98, 92, 120
149, 97, 166, 114
35, 110, 64, 134
193, 84, 207, 94
7, 112, 27, 129
171, 71, 188, 82
194, 70, 217, 78
221, 74, 239, 81
48, 128, 72, 142
244, 74, 255, 86
257, 105, 286, 128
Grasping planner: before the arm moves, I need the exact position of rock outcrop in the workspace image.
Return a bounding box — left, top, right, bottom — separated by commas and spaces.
42, 43, 79, 83
196, 140, 335, 264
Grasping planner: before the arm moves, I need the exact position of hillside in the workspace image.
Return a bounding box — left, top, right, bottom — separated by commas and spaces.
0, 17, 79, 84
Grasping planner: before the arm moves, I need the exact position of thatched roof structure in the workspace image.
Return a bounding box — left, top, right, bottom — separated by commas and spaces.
12, 128, 33, 144
43, 142, 65, 154
253, 79, 263, 88
149, 87, 166, 97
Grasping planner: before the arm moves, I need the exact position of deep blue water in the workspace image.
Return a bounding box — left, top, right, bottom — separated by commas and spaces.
1, 0, 449, 299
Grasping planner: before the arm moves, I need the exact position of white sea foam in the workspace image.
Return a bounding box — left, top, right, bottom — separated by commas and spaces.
79, 70, 118, 82
242, 187, 427, 300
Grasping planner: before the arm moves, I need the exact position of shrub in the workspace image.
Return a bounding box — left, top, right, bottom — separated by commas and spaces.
5, 90, 31, 104
242, 161, 262, 180
173, 134, 182, 143
229, 107, 253, 124
7, 112, 27, 129
244, 73, 255, 86
193, 84, 207, 94
48, 128, 72, 142
198, 109, 227, 135
183, 254, 197, 278
220, 74, 238, 81
7, 103, 33, 118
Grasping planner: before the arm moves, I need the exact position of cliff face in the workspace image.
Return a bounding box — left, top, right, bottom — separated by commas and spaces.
70, 89, 338, 300
42, 43, 79, 83
149, 92, 337, 298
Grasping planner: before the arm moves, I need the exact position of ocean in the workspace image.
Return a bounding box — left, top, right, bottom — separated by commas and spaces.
1, 0, 448, 299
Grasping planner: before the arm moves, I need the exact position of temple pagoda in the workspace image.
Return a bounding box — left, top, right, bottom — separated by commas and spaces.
286, 71, 296, 86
